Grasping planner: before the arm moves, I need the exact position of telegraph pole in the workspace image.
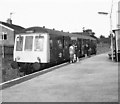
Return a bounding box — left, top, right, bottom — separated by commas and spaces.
110, 0, 114, 61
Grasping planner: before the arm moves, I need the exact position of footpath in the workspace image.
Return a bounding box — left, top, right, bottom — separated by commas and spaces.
1, 53, 118, 102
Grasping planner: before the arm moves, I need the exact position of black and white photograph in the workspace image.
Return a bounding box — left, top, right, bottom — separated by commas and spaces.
0, 0, 119, 103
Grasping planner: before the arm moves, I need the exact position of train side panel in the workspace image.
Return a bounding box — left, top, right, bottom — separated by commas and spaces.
49, 34, 70, 64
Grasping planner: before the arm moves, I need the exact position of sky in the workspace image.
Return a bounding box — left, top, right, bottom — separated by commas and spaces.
0, 0, 119, 37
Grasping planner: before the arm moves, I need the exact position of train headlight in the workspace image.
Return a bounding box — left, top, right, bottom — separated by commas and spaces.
16, 56, 20, 61
37, 57, 41, 63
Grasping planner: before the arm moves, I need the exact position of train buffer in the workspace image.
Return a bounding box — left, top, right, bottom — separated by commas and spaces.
1, 53, 118, 102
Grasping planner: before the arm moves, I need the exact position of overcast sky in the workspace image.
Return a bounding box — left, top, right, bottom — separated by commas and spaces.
0, 0, 119, 37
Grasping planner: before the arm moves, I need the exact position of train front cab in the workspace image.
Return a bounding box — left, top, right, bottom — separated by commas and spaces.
11, 33, 50, 73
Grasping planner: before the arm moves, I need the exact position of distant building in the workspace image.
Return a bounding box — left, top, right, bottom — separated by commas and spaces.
0, 19, 25, 55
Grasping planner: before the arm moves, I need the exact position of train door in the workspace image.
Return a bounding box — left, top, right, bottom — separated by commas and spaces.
82, 39, 86, 57
63, 36, 70, 61
49, 34, 64, 64
56, 36, 64, 63
90, 40, 97, 55
49, 35, 57, 63
77, 38, 82, 58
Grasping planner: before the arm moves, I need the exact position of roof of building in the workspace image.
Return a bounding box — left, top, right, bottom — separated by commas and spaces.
0, 21, 25, 33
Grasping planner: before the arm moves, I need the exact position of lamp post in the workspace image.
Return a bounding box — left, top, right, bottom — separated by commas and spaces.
98, 0, 114, 61
98, 11, 114, 61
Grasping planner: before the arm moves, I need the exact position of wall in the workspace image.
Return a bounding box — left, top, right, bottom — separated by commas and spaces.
0, 25, 14, 46
0, 25, 14, 55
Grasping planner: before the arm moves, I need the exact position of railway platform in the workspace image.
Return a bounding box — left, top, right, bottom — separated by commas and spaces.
1, 53, 118, 102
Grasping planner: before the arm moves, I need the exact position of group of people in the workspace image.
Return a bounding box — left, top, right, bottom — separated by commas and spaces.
69, 43, 91, 63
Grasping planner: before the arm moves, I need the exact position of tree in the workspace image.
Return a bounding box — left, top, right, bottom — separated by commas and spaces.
99, 35, 105, 39
91, 32, 95, 36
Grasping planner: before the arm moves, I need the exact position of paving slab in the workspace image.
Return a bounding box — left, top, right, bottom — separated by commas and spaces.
1, 53, 118, 102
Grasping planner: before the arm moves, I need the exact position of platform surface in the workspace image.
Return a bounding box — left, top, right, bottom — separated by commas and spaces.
1, 53, 118, 102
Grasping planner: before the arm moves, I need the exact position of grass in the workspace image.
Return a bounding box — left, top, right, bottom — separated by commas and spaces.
1, 55, 20, 82
96, 43, 111, 54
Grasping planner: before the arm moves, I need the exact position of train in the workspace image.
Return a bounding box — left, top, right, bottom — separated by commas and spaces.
11, 26, 97, 74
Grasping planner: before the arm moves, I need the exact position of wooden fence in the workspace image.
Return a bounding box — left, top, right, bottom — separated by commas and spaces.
0, 45, 14, 55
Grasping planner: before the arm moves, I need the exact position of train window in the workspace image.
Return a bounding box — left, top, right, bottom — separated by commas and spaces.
24, 36, 33, 51
34, 36, 44, 51
57, 40, 62, 49
50, 39, 53, 49
16, 36, 23, 51
64, 40, 68, 49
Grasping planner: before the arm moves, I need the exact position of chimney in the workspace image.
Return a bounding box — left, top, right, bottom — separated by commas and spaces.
7, 18, 12, 24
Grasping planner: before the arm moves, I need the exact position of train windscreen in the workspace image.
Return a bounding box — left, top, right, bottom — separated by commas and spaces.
24, 36, 33, 51
16, 36, 23, 51
34, 36, 44, 51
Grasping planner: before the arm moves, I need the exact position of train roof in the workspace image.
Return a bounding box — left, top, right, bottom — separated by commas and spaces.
18, 26, 96, 40
72, 32, 97, 40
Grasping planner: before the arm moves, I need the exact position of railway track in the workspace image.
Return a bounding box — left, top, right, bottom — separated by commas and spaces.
0, 62, 69, 90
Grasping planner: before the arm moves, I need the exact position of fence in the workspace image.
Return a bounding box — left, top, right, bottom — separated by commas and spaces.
0, 45, 14, 55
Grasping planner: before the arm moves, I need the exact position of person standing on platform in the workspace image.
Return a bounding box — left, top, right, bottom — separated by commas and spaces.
73, 43, 77, 62
84, 44, 89, 57
69, 44, 75, 63
88, 47, 91, 57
